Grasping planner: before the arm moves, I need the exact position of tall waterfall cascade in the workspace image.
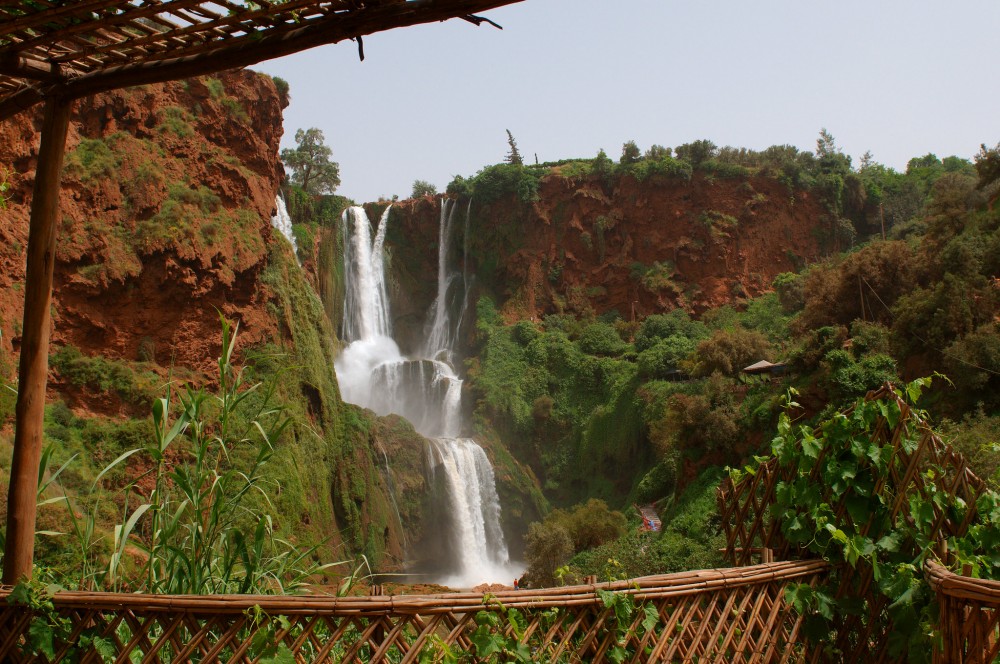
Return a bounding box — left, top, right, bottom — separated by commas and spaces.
271, 195, 300, 262
334, 203, 519, 587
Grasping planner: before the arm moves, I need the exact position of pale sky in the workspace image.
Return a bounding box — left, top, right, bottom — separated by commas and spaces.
253, 0, 1000, 203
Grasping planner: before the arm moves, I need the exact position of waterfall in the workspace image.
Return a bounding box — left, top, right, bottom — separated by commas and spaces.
271, 195, 300, 262
334, 203, 517, 587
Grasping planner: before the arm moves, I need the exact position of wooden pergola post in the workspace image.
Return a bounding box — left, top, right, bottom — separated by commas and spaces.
3, 94, 73, 585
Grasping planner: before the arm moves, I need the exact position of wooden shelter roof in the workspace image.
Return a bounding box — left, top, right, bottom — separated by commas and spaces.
0, 0, 522, 121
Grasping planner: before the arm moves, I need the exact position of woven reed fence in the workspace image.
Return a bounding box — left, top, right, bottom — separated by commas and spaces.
927, 561, 1000, 664
0, 560, 827, 663
717, 384, 991, 662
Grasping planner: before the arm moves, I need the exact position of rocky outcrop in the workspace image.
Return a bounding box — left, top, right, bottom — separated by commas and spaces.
0, 70, 285, 386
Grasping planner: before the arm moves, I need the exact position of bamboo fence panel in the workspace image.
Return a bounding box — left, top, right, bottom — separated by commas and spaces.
0, 560, 827, 663
717, 384, 991, 663
927, 561, 1000, 664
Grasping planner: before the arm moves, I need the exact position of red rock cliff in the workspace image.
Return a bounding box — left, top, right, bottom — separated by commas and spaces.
384, 171, 826, 330
0, 70, 285, 389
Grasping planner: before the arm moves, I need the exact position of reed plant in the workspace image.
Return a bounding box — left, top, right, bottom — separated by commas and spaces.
37, 316, 337, 594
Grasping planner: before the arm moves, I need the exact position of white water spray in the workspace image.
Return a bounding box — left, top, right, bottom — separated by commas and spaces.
334, 203, 518, 588
271, 195, 299, 262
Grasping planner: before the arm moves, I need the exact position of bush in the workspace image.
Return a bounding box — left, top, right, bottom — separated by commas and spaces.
523, 523, 573, 587
467, 163, 540, 204
634, 310, 708, 352
637, 336, 696, 380
578, 322, 626, 356
523, 499, 627, 586
65, 138, 117, 181
824, 350, 898, 399
271, 75, 290, 100
675, 140, 718, 168
773, 271, 805, 312
570, 468, 725, 579
410, 180, 437, 198
634, 456, 678, 503
687, 327, 772, 377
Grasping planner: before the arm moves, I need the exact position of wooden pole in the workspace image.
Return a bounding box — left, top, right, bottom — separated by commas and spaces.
2, 93, 72, 585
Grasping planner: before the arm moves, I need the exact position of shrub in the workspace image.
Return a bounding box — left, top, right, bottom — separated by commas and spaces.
157, 106, 195, 138
687, 327, 772, 377
271, 75, 290, 100
578, 322, 626, 356
823, 349, 898, 398
634, 310, 708, 352
523, 522, 573, 587
410, 180, 437, 198
675, 139, 717, 167
773, 271, 804, 312
637, 336, 696, 380
626, 155, 692, 182
634, 456, 678, 503
65, 138, 117, 181
204, 76, 225, 99
464, 163, 540, 204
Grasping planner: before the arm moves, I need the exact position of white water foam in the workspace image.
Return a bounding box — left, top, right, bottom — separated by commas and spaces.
333, 203, 522, 588
271, 195, 299, 262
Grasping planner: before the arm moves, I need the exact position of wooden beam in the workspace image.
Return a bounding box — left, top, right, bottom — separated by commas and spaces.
0, 0, 523, 121
2, 94, 73, 586
0, 53, 63, 81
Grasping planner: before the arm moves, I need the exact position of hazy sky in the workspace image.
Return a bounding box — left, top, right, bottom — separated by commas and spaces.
254, 0, 1000, 203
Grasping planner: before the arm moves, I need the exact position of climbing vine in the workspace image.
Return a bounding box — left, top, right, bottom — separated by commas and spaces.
750, 378, 1000, 661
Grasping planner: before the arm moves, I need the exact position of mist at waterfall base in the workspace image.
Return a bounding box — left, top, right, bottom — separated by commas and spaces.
333, 203, 524, 589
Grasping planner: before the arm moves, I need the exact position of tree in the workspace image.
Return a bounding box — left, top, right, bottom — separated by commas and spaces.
645, 144, 671, 160
674, 140, 717, 167
281, 128, 340, 195
975, 142, 1000, 191
410, 180, 437, 198
620, 140, 641, 165
592, 148, 613, 177
505, 129, 523, 166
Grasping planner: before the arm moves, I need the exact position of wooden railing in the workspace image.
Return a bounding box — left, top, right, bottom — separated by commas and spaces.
927, 560, 1000, 664
0, 560, 827, 663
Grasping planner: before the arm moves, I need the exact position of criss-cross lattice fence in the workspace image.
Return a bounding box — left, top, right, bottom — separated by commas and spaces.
0, 560, 827, 663
717, 384, 991, 662
927, 560, 1000, 664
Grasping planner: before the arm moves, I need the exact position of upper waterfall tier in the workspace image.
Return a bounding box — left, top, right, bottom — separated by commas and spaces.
341, 205, 392, 343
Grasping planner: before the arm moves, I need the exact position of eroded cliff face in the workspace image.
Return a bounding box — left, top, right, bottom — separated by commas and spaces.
0, 71, 283, 389
0, 71, 421, 570
383, 173, 825, 334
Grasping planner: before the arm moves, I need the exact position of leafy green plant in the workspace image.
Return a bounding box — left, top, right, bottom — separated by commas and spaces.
7, 576, 116, 662
766, 380, 1000, 661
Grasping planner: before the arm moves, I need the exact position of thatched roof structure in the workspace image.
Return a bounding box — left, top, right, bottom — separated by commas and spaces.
0, 0, 521, 121
0, 0, 523, 585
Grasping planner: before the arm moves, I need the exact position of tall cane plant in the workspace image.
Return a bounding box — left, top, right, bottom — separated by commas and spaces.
47, 316, 333, 593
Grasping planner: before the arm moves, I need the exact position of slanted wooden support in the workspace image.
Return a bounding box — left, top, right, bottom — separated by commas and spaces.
2, 94, 73, 585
